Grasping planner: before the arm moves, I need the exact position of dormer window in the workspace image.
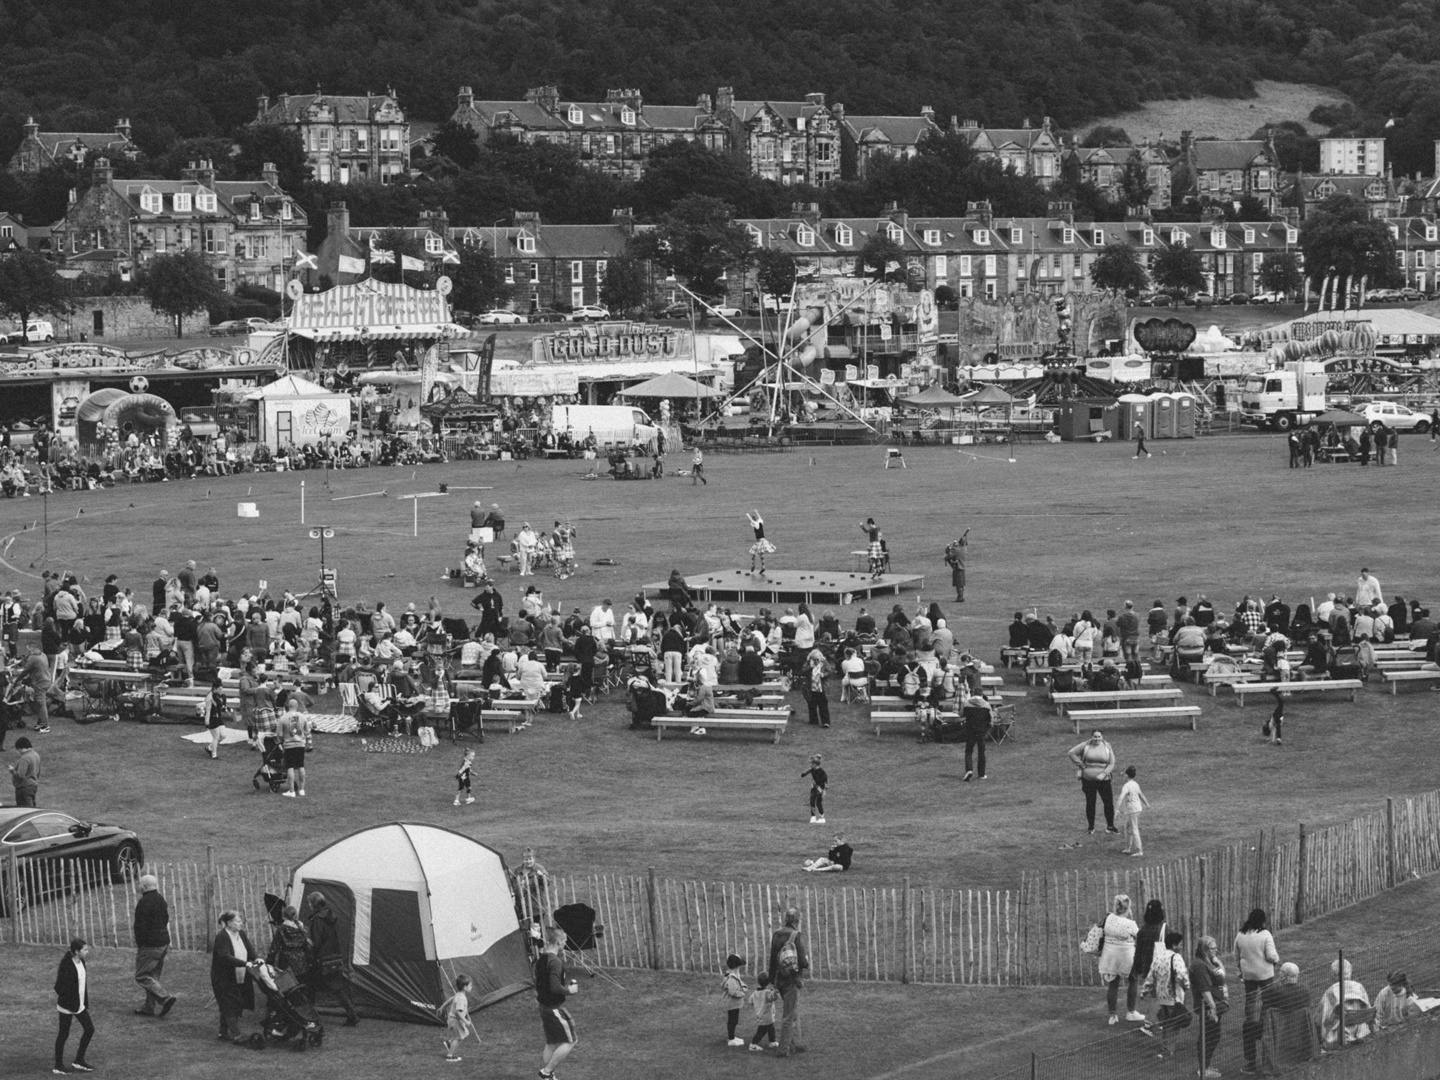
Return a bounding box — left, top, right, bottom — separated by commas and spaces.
1428, 225, 1438, 243
620, 106, 635, 126
746, 224, 764, 245
567, 105, 583, 124
280, 201, 292, 221
1092, 229, 1105, 245
835, 224, 852, 246
1389, 224, 1400, 239
517, 233, 536, 254
1211, 228, 1226, 248
140, 190, 163, 214
1061, 226, 1075, 244
924, 229, 940, 246
1243, 227, 1255, 244
1142, 228, 1155, 246
1285, 227, 1298, 244
249, 202, 261, 221
197, 192, 217, 213
1010, 227, 1023, 243
796, 225, 815, 247
425, 235, 443, 254
973, 228, 989, 245
173, 192, 192, 213
1170, 228, 1186, 246
885, 223, 903, 243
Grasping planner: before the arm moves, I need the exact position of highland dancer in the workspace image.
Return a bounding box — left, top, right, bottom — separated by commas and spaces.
746, 510, 775, 576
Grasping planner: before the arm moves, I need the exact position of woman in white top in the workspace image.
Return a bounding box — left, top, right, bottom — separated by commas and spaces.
793, 604, 816, 651
1097, 893, 1140, 1025
1234, 907, 1280, 1070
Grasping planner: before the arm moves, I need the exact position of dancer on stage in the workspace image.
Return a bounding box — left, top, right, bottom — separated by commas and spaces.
861, 517, 885, 579
746, 510, 775, 576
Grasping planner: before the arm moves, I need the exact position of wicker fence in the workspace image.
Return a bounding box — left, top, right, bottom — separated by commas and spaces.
8, 790, 1440, 987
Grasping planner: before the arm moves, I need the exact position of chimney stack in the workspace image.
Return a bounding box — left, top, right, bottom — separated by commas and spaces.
262, 161, 280, 187
92, 157, 113, 186
457, 85, 474, 111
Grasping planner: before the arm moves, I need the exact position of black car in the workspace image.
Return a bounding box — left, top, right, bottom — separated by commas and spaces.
0, 808, 143, 910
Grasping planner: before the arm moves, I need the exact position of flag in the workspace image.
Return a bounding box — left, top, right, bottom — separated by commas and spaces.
1302, 275, 1311, 312
370, 247, 395, 265
338, 254, 366, 275
293, 251, 318, 271
441, 250, 460, 265
401, 254, 424, 272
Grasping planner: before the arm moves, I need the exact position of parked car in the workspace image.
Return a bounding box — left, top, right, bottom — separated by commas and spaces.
567, 304, 610, 322
1358, 401, 1431, 433
1249, 291, 1284, 305
1223, 292, 1252, 305
660, 302, 693, 319
528, 309, 566, 323
0, 808, 144, 912
710, 303, 741, 318
1135, 292, 1174, 307
1365, 288, 1401, 303
207, 320, 250, 336
1185, 293, 1215, 307
475, 309, 527, 325
1397, 287, 1426, 302
1, 320, 57, 343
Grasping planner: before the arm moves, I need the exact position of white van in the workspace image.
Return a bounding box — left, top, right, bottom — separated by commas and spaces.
1, 320, 55, 344
551, 404, 658, 447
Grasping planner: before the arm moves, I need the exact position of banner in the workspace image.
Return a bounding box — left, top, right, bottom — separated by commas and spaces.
401, 254, 424, 272
338, 254, 366, 275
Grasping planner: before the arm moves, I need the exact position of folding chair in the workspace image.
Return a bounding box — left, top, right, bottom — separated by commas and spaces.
839, 673, 870, 703
988, 703, 1016, 744
337, 682, 359, 719
448, 697, 485, 743
551, 902, 624, 989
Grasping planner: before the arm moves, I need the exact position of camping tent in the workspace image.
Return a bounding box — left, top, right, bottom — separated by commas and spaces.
290, 822, 532, 1023
246, 374, 352, 450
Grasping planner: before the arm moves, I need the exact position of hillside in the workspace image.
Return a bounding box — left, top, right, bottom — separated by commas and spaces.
1087, 80, 1352, 144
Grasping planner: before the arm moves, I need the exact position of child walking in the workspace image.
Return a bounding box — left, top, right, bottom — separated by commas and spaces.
439, 974, 477, 1062
748, 971, 779, 1051
720, 953, 747, 1046
801, 754, 828, 824
454, 749, 475, 806
1266, 688, 1285, 746
1117, 765, 1151, 857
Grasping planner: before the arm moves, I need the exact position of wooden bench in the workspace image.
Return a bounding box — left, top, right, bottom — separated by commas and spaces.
1000, 646, 1030, 668
1373, 657, 1432, 671
1051, 688, 1184, 716
1230, 679, 1363, 705
69, 668, 155, 687
1203, 668, 1263, 695
714, 690, 787, 706
1027, 665, 1081, 686
869, 709, 959, 737
652, 714, 788, 743
1066, 705, 1201, 734
1382, 667, 1440, 694
708, 705, 793, 723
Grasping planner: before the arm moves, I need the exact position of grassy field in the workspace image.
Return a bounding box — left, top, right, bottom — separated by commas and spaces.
1086, 79, 1351, 143
2, 435, 1439, 1077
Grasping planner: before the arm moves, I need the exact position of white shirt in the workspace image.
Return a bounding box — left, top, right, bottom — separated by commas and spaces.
1355, 575, 1384, 608
57, 955, 86, 1015
589, 605, 615, 641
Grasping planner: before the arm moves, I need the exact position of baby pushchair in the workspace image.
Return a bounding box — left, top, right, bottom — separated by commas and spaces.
252, 736, 287, 793
250, 962, 324, 1050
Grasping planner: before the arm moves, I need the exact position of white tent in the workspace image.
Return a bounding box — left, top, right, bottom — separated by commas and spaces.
247, 374, 351, 450
291, 822, 532, 1023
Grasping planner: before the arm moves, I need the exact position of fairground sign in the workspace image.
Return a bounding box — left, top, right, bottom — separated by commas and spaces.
530, 324, 692, 365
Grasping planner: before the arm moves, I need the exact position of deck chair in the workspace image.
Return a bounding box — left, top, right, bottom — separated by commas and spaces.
988, 702, 1016, 744
337, 681, 359, 719
448, 697, 485, 743
840, 670, 869, 703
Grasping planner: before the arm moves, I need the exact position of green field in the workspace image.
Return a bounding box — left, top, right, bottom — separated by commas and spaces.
2, 435, 1437, 1078
1086, 79, 1351, 142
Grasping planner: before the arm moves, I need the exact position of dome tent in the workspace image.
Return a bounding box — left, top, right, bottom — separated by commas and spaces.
289, 822, 532, 1023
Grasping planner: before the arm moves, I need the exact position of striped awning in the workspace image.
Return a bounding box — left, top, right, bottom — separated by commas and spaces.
289, 324, 466, 342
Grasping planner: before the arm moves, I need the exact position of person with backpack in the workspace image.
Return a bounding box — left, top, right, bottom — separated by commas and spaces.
719, 953, 748, 1046
767, 908, 809, 1057
1141, 930, 1190, 1060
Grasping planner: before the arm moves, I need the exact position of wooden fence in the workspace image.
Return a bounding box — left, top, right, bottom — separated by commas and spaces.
8, 790, 1440, 987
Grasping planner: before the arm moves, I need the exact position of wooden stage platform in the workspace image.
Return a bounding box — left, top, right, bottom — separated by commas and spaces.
642, 568, 925, 606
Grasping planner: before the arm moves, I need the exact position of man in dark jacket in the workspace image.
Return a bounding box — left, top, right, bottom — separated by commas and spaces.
305, 893, 359, 1025
471, 582, 505, 637
767, 907, 810, 1057
133, 875, 177, 1017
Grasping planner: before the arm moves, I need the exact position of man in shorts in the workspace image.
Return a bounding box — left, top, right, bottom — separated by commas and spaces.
535, 926, 577, 1080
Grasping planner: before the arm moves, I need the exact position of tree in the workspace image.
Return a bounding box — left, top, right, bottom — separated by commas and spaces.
855, 234, 907, 282
1089, 243, 1149, 294
425, 120, 482, 174
139, 251, 220, 337
448, 243, 511, 314
754, 249, 797, 301
0, 251, 70, 340
631, 140, 754, 218
599, 252, 649, 314
1301, 194, 1400, 287
1150, 243, 1206, 297
636, 195, 753, 299
1259, 251, 1303, 297
234, 125, 311, 192
1119, 154, 1153, 210
1081, 125, 1131, 147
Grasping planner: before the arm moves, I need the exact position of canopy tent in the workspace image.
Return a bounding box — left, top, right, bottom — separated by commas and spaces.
1311, 409, 1366, 426
961, 384, 1016, 406
898, 385, 969, 409
614, 371, 720, 400
290, 822, 532, 1024
245, 374, 351, 449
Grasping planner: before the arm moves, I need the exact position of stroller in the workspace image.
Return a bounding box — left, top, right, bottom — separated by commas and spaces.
253, 735, 287, 793
250, 962, 324, 1050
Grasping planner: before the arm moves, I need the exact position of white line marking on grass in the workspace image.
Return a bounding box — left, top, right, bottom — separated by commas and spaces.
862, 1002, 1095, 1080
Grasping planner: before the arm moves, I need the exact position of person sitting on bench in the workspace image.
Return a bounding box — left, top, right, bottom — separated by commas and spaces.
1089, 659, 1123, 692
1170, 617, 1206, 672
803, 832, 853, 873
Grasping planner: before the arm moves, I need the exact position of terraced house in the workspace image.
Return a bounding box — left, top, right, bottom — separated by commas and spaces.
254, 90, 409, 184
53, 158, 309, 291
7, 116, 140, 174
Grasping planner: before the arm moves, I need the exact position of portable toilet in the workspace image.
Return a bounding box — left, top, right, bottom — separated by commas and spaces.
1055, 399, 1119, 442
1118, 393, 1152, 440
1152, 392, 1177, 439
1173, 391, 1197, 438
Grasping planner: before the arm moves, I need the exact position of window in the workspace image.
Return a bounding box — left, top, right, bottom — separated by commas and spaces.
1255, 171, 1271, 191
1211, 228, 1226, 248
605, 135, 616, 155
816, 142, 833, 163
1417, 251, 1428, 269
835, 224, 852, 246
1170, 229, 1187, 246
984, 280, 997, 299
504, 265, 514, 284
974, 228, 989, 245
958, 255, 972, 276
205, 227, 224, 254
568, 105, 583, 124
249, 202, 261, 221
1061, 227, 1075, 244
958, 280, 972, 298
1252, 253, 1264, 272
796, 225, 815, 247
197, 192, 216, 213
517, 234, 535, 254
0, 225, 9, 238
1010, 227, 1023, 243
216, 267, 226, 287
173, 193, 192, 213
528, 262, 539, 281
1243, 227, 1255, 244
983, 255, 996, 277
746, 224, 764, 245
886, 223, 903, 244
620, 106, 635, 126
924, 229, 940, 246
571, 286, 584, 307
356, 128, 368, 150
141, 190, 163, 214
251, 235, 269, 260
425, 235, 443, 255
1428, 225, 1438, 243
1092, 229, 1105, 245
756, 139, 776, 163
1142, 228, 1155, 247
597, 259, 607, 282
934, 254, 947, 279
317, 128, 331, 151
570, 260, 584, 284
1389, 225, 1400, 240
1396, 250, 1406, 267
1285, 227, 1299, 244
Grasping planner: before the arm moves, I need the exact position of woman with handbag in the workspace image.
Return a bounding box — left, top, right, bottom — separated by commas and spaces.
1141, 930, 1190, 1059
1097, 893, 1139, 1025
1189, 935, 1230, 1078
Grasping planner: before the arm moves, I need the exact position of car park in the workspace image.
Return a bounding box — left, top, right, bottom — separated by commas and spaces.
0, 807, 144, 911
1358, 401, 1431, 433
567, 304, 610, 322
475, 309, 528, 325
